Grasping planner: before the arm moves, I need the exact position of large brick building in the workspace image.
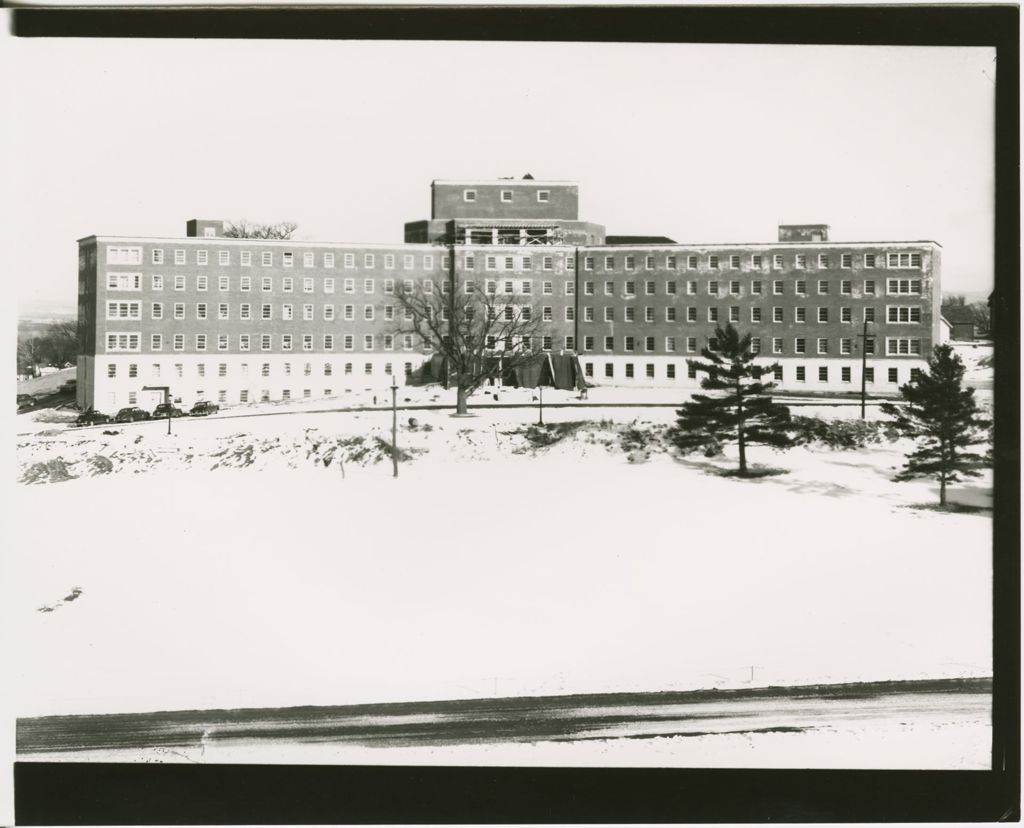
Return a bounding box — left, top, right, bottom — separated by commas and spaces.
76, 177, 940, 412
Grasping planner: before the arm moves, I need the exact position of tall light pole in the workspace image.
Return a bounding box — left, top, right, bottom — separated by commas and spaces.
537, 384, 544, 426
856, 318, 875, 420
390, 375, 399, 478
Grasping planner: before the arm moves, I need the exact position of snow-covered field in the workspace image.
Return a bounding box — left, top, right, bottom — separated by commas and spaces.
7, 354, 993, 769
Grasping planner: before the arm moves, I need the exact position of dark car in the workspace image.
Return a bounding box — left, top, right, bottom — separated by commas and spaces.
153, 402, 185, 418
113, 406, 151, 423
74, 409, 111, 427
190, 400, 220, 416
17, 394, 33, 406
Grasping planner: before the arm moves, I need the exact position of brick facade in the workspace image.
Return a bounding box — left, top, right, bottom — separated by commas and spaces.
77, 178, 941, 412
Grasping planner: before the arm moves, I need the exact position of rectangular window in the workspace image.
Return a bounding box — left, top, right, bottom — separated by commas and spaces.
750, 337, 761, 354
864, 307, 876, 323
196, 303, 208, 320
795, 307, 806, 323
818, 366, 828, 382
603, 336, 614, 351
218, 334, 228, 351
841, 253, 852, 269
174, 249, 186, 265
796, 366, 806, 382
261, 303, 272, 320
537, 190, 550, 202
173, 274, 186, 291
324, 253, 335, 268
888, 367, 898, 384
624, 307, 635, 322
666, 255, 677, 269
772, 337, 783, 354
729, 306, 740, 323
151, 274, 164, 291
795, 280, 807, 295
707, 281, 719, 296
240, 276, 251, 291
750, 307, 762, 323
152, 248, 164, 265
818, 254, 830, 269
239, 251, 251, 266
818, 307, 829, 323
887, 252, 923, 269
195, 334, 207, 351
686, 307, 697, 323
751, 280, 762, 295
686, 337, 697, 353
817, 280, 829, 295
151, 334, 162, 350
217, 250, 230, 266
644, 336, 655, 352
729, 255, 740, 269
324, 305, 335, 321
794, 337, 806, 354
886, 338, 922, 356
665, 307, 677, 322
817, 338, 829, 355
686, 255, 698, 269
174, 302, 185, 320
403, 255, 414, 270
841, 366, 852, 383
729, 280, 741, 295
795, 254, 807, 269
262, 251, 273, 267
886, 306, 922, 323
240, 335, 250, 351
260, 335, 272, 351
282, 334, 292, 351
261, 277, 272, 292
666, 281, 677, 295
773, 254, 784, 270
840, 338, 852, 355
887, 279, 923, 295
708, 255, 720, 270
303, 304, 314, 321
772, 280, 783, 295
841, 280, 852, 294
751, 255, 763, 269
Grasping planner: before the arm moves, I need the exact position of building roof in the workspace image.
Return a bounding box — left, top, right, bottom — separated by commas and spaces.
606, 235, 677, 245
941, 306, 977, 324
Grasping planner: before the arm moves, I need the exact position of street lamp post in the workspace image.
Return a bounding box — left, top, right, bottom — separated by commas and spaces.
537, 384, 544, 426
856, 319, 876, 420
391, 376, 399, 478
142, 385, 172, 434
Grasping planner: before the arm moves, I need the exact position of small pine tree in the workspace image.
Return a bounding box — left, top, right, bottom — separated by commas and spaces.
879, 344, 991, 507
671, 323, 794, 475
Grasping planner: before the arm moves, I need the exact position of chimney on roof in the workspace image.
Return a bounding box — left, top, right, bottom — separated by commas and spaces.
778, 223, 830, 243
522, 173, 534, 180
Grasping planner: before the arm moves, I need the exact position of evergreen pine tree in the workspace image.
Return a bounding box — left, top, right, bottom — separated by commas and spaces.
670, 323, 794, 475
879, 344, 991, 507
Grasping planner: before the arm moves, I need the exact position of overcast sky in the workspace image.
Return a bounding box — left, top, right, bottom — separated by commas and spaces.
7, 38, 995, 313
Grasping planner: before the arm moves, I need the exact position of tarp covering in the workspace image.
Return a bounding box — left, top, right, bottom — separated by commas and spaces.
424, 352, 587, 390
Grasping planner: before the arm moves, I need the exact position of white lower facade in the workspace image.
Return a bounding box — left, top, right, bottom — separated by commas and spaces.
579, 355, 928, 392
78, 353, 431, 413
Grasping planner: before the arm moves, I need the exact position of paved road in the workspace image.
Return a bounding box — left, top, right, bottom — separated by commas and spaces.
18, 677, 990, 758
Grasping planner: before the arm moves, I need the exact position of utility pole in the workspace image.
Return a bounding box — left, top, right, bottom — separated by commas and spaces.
143, 385, 172, 434
537, 384, 544, 425
391, 376, 398, 478
857, 319, 875, 420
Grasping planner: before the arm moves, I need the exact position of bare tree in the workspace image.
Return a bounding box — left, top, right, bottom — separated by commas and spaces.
222, 220, 298, 240
389, 274, 552, 415
17, 337, 47, 377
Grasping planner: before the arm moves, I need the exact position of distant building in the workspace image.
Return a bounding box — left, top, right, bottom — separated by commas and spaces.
76, 177, 941, 412
941, 306, 978, 341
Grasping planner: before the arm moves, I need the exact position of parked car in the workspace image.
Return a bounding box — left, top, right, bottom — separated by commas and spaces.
153, 402, 185, 418
113, 406, 151, 423
190, 400, 220, 417
74, 409, 111, 427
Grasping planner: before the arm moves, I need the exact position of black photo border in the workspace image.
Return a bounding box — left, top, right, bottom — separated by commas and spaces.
10, 4, 1020, 823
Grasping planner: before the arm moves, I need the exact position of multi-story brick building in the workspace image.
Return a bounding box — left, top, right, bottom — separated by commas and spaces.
76, 177, 940, 412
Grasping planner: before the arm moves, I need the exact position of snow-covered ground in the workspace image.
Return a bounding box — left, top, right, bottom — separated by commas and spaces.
7, 357, 993, 769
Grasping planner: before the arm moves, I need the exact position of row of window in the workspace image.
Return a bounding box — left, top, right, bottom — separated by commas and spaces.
576, 335, 915, 356
104, 271, 923, 300
104, 246, 927, 273
107, 360, 418, 380
109, 332, 422, 353
463, 188, 552, 203
110, 247, 449, 271
580, 305, 921, 324
580, 278, 919, 297
107, 328, 921, 358
110, 299, 925, 326
582, 362, 912, 384
579, 252, 922, 272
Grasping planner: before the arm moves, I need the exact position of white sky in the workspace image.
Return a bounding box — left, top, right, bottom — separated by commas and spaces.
7, 38, 996, 312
